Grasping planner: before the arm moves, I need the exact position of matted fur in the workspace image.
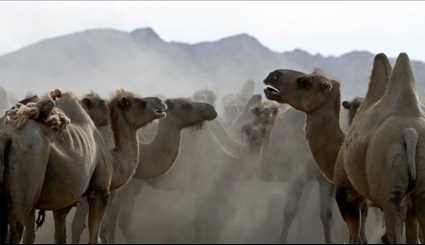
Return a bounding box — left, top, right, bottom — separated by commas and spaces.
5, 89, 70, 130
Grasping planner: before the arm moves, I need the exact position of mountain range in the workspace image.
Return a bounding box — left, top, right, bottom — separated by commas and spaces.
0, 27, 424, 101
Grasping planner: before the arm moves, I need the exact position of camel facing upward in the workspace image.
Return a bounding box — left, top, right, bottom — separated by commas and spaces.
262, 55, 379, 243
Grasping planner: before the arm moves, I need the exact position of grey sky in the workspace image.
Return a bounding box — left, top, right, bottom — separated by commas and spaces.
1, 1, 425, 60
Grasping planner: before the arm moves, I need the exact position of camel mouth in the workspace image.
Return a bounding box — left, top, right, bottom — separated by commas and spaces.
264, 86, 281, 100
265, 85, 280, 94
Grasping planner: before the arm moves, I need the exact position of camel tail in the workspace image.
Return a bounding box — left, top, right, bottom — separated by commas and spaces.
403, 128, 418, 192
0, 133, 11, 244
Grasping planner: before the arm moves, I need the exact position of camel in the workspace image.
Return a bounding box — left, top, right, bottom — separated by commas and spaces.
241, 102, 279, 153
18, 90, 166, 244
265, 53, 423, 242
110, 93, 275, 243
70, 97, 217, 243
342, 97, 364, 125
63, 91, 166, 243
335, 53, 425, 243
264, 54, 391, 242
259, 98, 359, 244
0, 90, 113, 244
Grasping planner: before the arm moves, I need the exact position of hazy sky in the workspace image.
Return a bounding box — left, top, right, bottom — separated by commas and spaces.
1, 1, 425, 60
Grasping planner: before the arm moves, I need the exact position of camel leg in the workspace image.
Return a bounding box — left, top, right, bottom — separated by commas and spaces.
8, 222, 23, 244
359, 202, 368, 243
279, 177, 308, 243
406, 204, 419, 244
118, 181, 144, 242
318, 177, 334, 244
87, 190, 109, 244
382, 204, 404, 244
71, 200, 89, 244
335, 186, 364, 243
53, 206, 72, 244
415, 193, 425, 245
22, 209, 35, 244
100, 191, 117, 243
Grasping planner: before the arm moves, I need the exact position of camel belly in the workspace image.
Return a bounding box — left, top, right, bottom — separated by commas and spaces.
36, 148, 96, 210
343, 140, 370, 198
365, 118, 422, 205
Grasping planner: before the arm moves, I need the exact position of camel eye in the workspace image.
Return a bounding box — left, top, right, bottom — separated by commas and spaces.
273, 74, 279, 81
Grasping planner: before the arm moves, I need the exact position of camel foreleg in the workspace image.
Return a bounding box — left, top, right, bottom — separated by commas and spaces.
87, 190, 109, 244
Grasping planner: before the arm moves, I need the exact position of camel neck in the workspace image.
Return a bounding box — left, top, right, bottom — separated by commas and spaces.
304, 86, 344, 181
135, 119, 182, 179
109, 107, 139, 189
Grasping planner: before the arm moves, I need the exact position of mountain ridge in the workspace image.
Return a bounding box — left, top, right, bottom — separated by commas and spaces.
0, 27, 424, 100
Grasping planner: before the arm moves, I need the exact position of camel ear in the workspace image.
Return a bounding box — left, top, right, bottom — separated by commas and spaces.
296, 76, 313, 90
342, 101, 351, 109
81, 98, 92, 109
319, 80, 333, 93
118, 96, 131, 109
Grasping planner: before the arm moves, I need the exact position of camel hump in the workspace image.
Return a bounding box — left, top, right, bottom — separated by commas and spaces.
381, 53, 421, 115
362, 53, 392, 109
403, 127, 418, 191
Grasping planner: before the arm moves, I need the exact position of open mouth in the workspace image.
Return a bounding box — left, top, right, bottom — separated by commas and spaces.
265, 86, 280, 95
264, 86, 281, 99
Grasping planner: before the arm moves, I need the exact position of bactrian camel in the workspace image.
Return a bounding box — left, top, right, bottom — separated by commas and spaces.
265, 54, 400, 242
71, 97, 217, 243
0, 91, 112, 244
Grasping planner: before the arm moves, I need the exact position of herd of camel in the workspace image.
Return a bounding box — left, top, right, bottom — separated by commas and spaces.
0, 52, 423, 244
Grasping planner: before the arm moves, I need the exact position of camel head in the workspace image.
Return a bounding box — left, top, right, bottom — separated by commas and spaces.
342, 97, 364, 126
242, 103, 279, 152
192, 89, 217, 106
109, 90, 167, 129
263, 69, 335, 113
81, 92, 110, 127
165, 98, 217, 128
251, 103, 279, 125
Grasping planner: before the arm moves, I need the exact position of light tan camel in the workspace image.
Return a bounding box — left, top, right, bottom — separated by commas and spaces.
336, 54, 425, 243
71, 97, 217, 243
0, 91, 112, 244
66, 91, 166, 243
263, 53, 415, 243
21, 91, 165, 244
